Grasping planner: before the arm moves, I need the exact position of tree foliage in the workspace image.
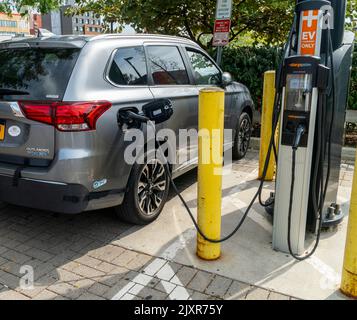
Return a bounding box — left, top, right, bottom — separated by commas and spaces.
70, 0, 294, 48
221, 46, 282, 107
349, 45, 357, 110
0, 0, 62, 15
1, 1, 354, 48
346, 0, 357, 31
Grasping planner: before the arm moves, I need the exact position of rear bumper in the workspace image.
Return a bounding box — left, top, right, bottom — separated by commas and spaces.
0, 174, 124, 214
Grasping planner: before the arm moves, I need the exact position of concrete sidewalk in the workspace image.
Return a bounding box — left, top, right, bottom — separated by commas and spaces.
0, 151, 354, 300
112, 151, 354, 300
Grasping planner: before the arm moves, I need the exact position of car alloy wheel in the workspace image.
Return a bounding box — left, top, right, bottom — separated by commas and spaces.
238, 116, 251, 156
137, 159, 167, 216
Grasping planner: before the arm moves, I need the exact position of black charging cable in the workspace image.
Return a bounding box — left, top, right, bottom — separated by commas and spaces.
123, 15, 334, 258
119, 82, 282, 243
146, 16, 295, 243
286, 24, 335, 261
287, 99, 325, 261
125, 11, 335, 249
322, 27, 336, 202
287, 98, 324, 261
155, 112, 280, 243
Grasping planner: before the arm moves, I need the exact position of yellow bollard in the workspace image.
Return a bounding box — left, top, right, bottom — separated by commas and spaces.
197, 88, 225, 260
341, 149, 357, 298
259, 71, 276, 181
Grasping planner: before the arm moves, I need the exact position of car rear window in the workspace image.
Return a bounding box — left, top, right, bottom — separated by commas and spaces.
108, 46, 148, 86
0, 47, 80, 101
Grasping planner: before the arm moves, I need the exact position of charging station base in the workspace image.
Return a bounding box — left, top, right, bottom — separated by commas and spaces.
265, 194, 345, 229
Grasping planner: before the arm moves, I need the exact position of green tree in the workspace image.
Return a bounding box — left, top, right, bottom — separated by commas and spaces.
70, 0, 294, 48
346, 0, 357, 31
0, 1, 62, 14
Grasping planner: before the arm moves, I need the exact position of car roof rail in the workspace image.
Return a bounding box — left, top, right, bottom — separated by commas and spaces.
88, 33, 197, 45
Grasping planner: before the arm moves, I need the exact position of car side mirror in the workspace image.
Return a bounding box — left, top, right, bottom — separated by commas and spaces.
221, 72, 233, 87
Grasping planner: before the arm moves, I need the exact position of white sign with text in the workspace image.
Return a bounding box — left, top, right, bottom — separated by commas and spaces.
216, 0, 232, 19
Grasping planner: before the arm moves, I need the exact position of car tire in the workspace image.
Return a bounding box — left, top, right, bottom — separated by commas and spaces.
232, 112, 252, 160
116, 150, 170, 225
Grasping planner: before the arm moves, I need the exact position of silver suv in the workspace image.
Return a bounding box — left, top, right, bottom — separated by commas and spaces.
0, 34, 253, 225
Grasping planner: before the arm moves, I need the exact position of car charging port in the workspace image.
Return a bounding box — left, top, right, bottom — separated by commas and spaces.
118, 108, 147, 129
118, 99, 174, 130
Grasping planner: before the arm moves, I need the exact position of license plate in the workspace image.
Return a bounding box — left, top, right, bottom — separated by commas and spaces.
0, 121, 5, 141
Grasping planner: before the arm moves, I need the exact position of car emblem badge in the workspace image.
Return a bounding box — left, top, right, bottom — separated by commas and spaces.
9, 102, 25, 118
93, 179, 108, 190
8, 125, 21, 137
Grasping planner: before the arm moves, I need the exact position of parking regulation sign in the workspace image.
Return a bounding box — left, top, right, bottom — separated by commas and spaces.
213, 19, 231, 47
212, 32, 230, 46
213, 0, 232, 47
216, 0, 232, 19
214, 19, 231, 33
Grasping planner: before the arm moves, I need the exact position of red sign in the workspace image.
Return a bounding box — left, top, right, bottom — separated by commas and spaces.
214, 19, 231, 33
213, 19, 231, 47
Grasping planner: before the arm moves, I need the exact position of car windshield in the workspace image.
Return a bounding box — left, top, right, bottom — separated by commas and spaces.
0, 47, 80, 101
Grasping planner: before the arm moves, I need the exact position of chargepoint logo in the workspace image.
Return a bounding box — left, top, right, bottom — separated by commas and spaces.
123, 123, 234, 176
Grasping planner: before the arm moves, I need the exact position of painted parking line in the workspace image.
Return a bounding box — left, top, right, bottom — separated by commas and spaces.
111, 230, 196, 300
111, 168, 262, 300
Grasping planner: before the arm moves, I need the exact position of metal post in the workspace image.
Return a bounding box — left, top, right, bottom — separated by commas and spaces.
216, 46, 223, 66
259, 71, 277, 181
197, 88, 225, 260
341, 148, 357, 298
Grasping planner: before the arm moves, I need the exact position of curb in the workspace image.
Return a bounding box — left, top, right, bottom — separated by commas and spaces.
249, 137, 356, 162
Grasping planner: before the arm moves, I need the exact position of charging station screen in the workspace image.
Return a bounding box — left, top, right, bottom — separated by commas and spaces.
285, 74, 312, 112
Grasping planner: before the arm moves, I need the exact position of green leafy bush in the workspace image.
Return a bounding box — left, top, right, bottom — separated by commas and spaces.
220, 45, 357, 110
220, 46, 283, 110
348, 46, 357, 110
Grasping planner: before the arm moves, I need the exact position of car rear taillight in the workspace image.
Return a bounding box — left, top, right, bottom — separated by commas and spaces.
19, 101, 112, 131
18, 103, 53, 125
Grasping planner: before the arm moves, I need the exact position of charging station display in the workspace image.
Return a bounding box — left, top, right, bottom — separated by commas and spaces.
285, 74, 312, 112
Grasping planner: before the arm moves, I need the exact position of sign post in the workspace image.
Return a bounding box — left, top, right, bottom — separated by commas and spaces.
213, 0, 232, 66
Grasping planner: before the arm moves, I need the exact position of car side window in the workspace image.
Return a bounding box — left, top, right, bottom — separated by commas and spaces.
147, 46, 189, 85
186, 49, 221, 85
108, 46, 148, 86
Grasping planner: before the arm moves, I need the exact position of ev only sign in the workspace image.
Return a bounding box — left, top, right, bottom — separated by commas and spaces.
213, 0, 232, 47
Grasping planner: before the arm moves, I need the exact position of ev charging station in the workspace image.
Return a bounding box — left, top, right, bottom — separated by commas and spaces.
273, 56, 328, 256
272, 0, 355, 258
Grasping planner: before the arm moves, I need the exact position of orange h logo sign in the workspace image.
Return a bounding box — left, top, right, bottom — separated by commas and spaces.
299, 10, 321, 56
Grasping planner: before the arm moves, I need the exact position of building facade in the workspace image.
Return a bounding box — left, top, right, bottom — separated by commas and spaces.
61, 6, 103, 35
42, 1, 103, 36
29, 13, 42, 35
0, 12, 30, 37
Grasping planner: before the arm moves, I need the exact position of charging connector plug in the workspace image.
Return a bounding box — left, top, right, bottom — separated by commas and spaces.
292, 124, 306, 150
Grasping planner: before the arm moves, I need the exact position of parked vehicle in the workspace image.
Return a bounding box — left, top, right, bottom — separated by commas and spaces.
0, 34, 254, 224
